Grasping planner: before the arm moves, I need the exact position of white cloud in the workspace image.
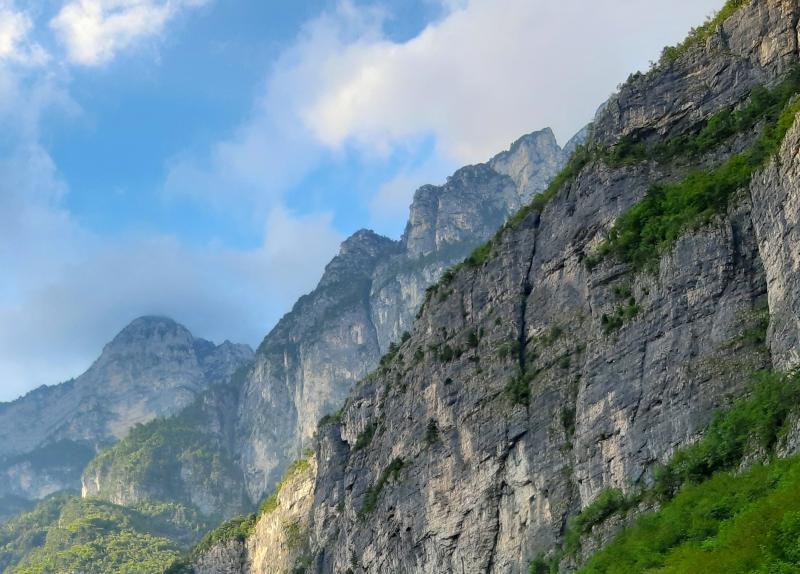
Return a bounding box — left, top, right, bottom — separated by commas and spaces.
0, 1, 47, 66
297, 0, 724, 163
50, 0, 209, 66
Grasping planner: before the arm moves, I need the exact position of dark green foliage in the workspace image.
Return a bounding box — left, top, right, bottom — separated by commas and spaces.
651, 370, 800, 500
529, 555, 559, 574
401, 331, 411, 343
82, 400, 246, 517
601, 300, 640, 334
594, 69, 800, 271
542, 326, 564, 347
576, 456, 800, 574
379, 342, 401, 369
564, 489, 631, 555
414, 347, 425, 363
354, 423, 377, 451
424, 419, 440, 445
191, 515, 255, 557
319, 409, 344, 427
361, 458, 405, 515
498, 340, 520, 360
465, 241, 493, 268
732, 302, 770, 350
506, 369, 538, 407
554, 368, 800, 571
560, 406, 576, 438
467, 329, 480, 349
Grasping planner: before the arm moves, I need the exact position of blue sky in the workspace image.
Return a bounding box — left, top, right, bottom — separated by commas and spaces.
0, 0, 724, 401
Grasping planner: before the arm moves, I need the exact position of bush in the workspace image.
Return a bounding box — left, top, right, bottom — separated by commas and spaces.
353, 423, 377, 451
652, 370, 800, 499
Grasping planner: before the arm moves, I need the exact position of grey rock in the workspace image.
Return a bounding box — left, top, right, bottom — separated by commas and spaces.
235, 130, 570, 502
193, 2, 800, 573
0, 316, 253, 507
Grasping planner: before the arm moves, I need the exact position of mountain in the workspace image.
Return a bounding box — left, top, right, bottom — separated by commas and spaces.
0, 127, 575, 572
185, 0, 800, 572
0, 316, 253, 512
235, 127, 575, 501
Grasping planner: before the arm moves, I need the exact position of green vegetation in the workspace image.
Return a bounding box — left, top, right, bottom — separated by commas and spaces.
651, 370, 800, 499
0, 494, 203, 574
530, 369, 800, 572
564, 489, 632, 555
319, 409, 344, 427
185, 515, 255, 557
259, 456, 312, 516
354, 423, 377, 451
506, 368, 538, 407
424, 419, 440, 445
659, 0, 751, 64
591, 69, 800, 271
601, 300, 641, 334
577, 455, 800, 574
498, 340, 521, 360
184, 451, 315, 564
361, 458, 405, 516
83, 401, 246, 516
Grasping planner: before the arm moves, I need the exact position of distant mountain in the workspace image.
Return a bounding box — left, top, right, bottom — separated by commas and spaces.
0, 316, 253, 511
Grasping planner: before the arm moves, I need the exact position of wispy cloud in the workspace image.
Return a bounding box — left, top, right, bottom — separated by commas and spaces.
50, 0, 210, 66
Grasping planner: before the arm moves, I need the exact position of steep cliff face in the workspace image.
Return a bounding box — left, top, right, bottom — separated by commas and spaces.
236, 129, 572, 501
192, 1, 800, 572
193, 457, 318, 574
0, 317, 253, 510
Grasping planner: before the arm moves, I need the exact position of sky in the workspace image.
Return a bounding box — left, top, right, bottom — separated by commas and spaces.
0, 0, 725, 402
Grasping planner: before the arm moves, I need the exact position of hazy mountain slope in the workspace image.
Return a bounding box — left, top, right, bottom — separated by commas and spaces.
189, 1, 800, 572
0, 317, 253, 512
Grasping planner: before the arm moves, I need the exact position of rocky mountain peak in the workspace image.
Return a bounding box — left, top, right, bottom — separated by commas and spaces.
317, 230, 400, 289
96, 316, 193, 361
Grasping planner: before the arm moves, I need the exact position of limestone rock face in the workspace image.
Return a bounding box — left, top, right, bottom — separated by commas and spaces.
0, 317, 253, 509
235, 130, 571, 501
192, 1, 800, 572
193, 457, 318, 574
750, 116, 800, 370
